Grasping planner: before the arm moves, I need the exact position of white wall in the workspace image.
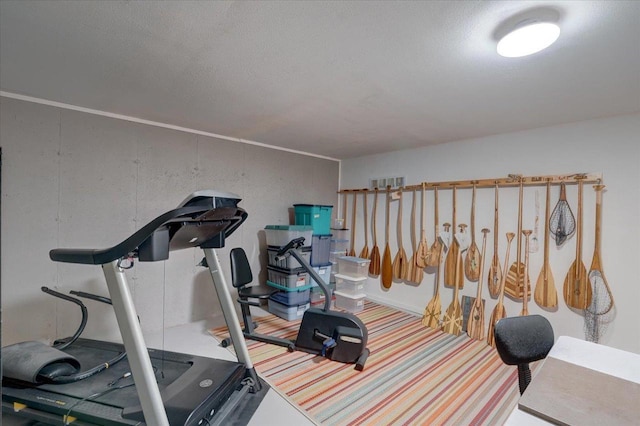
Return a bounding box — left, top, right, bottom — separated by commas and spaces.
0, 97, 339, 345
341, 113, 640, 354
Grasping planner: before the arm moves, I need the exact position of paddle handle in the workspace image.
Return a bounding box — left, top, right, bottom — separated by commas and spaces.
372, 188, 378, 246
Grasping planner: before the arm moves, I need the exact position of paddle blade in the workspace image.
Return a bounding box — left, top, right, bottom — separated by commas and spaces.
381, 244, 393, 288
409, 255, 424, 284
359, 245, 369, 260
486, 305, 506, 347
441, 300, 462, 336
422, 295, 441, 329
466, 300, 485, 341
504, 262, 529, 300
416, 239, 429, 268
392, 249, 408, 281
487, 256, 502, 298
464, 244, 481, 282
369, 245, 381, 276
534, 263, 557, 308
425, 240, 442, 267
563, 260, 591, 309
444, 244, 459, 287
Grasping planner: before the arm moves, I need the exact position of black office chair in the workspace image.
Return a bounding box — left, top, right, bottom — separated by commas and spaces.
494, 315, 554, 395
220, 248, 295, 350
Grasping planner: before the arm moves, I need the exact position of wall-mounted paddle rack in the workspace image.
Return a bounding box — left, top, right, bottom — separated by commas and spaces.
336, 171, 613, 345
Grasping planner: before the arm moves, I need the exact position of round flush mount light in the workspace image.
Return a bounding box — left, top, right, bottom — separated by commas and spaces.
497, 20, 560, 57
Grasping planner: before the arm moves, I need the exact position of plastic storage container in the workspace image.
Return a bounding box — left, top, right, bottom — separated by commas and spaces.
267, 247, 311, 269
308, 264, 332, 287
330, 228, 350, 240
268, 299, 310, 321
293, 204, 333, 235
267, 266, 309, 290
330, 239, 349, 254
336, 256, 371, 278
269, 289, 310, 306
334, 290, 366, 313
310, 282, 336, 303
310, 234, 332, 266
264, 225, 313, 248
329, 251, 348, 264
334, 274, 366, 295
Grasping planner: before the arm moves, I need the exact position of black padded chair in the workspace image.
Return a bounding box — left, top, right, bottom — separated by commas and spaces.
221, 248, 294, 350
494, 315, 554, 395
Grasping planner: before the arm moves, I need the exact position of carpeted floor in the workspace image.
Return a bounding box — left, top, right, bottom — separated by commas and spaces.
210, 301, 527, 425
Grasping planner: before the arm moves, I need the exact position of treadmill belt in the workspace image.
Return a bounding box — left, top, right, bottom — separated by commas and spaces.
2, 339, 247, 425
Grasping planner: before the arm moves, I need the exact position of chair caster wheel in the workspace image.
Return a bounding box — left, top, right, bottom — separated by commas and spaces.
287, 344, 295, 352
221, 338, 231, 348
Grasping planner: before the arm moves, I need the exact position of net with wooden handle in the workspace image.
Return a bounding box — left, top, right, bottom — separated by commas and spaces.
467, 228, 490, 341
549, 182, 576, 246
487, 232, 515, 347
534, 180, 558, 308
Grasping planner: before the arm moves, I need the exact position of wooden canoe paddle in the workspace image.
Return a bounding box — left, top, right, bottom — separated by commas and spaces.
426, 186, 442, 267
505, 178, 527, 300
422, 239, 446, 329
487, 232, 515, 347
392, 189, 408, 280
341, 191, 348, 230
381, 186, 393, 288
348, 190, 357, 257
465, 183, 481, 282
445, 186, 462, 288
487, 183, 502, 298
563, 178, 591, 309
521, 230, 532, 316
369, 188, 381, 276
359, 191, 370, 259
407, 189, 424, 284
467, 228, 490, 341
534, 179, 558, 308
442, 232, 468, 336
416, 183, 429, 268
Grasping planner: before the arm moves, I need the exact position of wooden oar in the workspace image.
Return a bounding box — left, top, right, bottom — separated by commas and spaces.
534, 179, 558, 307
341, 191, 348, 229
521, 230, 532, 316
392, 189, 408, 280
407, 189, 424, 284
487, 232, 515, 347
467, 228, 490, 341
444, 186, 460, 287
381, 186, 393, 288
426, 186, 442, 267
442, 232, 468, 336
359, 191, 370, 259
369, 188, 381, 276
416, 183, 429, 268
348, 190, 357, 257
465, 183, 481, 282
563, 178, 591, 309
505, 178, 527, 300
487, 183, 502, 298
422, 240, 446, 329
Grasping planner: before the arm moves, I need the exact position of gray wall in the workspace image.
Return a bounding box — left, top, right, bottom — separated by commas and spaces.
0, 97, 339, 345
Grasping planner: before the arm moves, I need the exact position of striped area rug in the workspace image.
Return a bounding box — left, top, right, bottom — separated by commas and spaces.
210, 301, 526, 425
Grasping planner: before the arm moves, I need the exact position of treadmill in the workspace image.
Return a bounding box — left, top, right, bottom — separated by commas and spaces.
2, 190, 268, 425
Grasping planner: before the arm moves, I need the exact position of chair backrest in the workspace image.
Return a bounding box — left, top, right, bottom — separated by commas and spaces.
494, 315, 554, 365
230, 248, 253, 289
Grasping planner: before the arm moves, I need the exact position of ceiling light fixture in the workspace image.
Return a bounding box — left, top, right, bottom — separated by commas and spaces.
497, 20, 560, 58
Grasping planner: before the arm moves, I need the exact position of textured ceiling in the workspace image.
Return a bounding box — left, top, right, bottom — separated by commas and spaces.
1, 1, 639, 159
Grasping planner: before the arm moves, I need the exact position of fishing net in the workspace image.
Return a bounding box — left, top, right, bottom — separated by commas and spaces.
583, 270, 615, 343
549, 185, 575, 246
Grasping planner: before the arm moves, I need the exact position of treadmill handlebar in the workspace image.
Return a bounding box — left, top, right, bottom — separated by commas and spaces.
50, 193, 247, 266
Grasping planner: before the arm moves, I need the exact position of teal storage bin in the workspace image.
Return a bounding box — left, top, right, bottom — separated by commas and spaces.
293, 204, 333, 235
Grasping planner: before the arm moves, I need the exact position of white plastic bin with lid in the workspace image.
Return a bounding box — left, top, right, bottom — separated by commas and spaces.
333, 290, 366, 313
264, 225, 313, 248
308, 264, 332, 287
336, 256, 371, 278
334, 274, 366, 295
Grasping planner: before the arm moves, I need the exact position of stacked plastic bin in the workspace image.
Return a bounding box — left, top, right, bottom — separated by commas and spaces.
334, 256, 371, 313
293, 204, 335, 307
264, 225, 314, 320
329, 228, 350, 284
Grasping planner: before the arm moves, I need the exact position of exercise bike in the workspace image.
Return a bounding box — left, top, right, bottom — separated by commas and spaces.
226, 237, 370, 371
